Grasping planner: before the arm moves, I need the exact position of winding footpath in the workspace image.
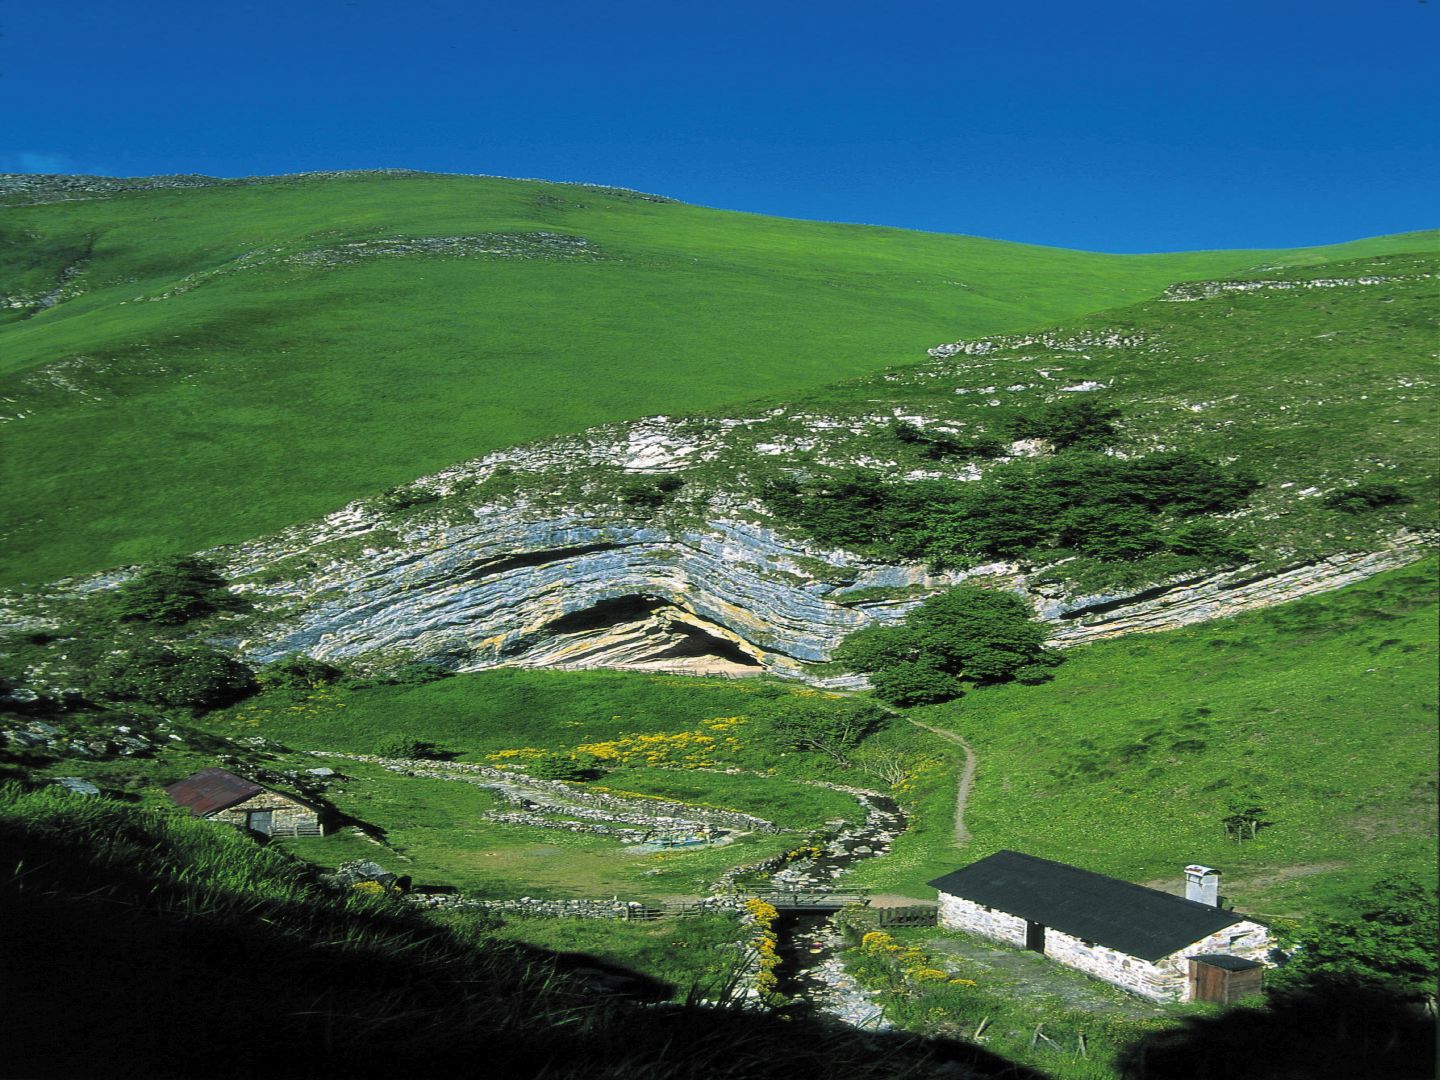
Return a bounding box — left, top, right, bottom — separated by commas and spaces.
905, 717, 977, 846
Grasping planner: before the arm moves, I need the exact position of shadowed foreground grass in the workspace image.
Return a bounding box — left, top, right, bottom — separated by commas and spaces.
2, 783, 1044, 1080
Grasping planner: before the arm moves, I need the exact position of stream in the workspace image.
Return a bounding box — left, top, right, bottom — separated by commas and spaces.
760, 788, 904, 1029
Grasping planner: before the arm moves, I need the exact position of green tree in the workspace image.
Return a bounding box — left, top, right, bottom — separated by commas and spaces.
867, 659, 962, 707
1057, 504, 1164, 560
112, 557, 239, 626
836, 586, 1057, 705
1274, 876, 1438, 1001
761, 697, 890, 763
257, 654, 345, 691
528, 751, 603, 781
374, 735, 446, 760
1168, 519, 1250, 564
93, 644, 256, 709
1007, 397, 1121, 450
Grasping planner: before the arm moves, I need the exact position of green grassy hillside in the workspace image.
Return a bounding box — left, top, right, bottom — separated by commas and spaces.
2, 169, 1432, 584
857, 559, 1438, 918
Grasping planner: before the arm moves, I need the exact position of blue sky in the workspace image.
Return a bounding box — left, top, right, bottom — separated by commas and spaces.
2, 0, 1434, 252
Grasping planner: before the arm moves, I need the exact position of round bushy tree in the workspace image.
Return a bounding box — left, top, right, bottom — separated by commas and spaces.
867, 659, 962, 707
835, 585, 1056, 706
528, 751, 603, 781
258, 654, 345, 691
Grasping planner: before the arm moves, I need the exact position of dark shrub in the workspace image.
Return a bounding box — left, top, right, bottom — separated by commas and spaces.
1322, 480, 1413, 514
620, 474, 685, 509
93, 645, 256, 710
528, 751, 603, 781
258, 655, 345, 691
374, 735, 446, 760
113, 557, 239, 626
1007, 398, 1121, 450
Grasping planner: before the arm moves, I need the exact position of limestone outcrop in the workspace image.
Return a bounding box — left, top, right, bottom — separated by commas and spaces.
222, 475, 1428, 682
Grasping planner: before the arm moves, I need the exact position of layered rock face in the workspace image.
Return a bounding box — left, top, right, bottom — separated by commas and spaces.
233, 512, 954, 680
228, 495, 1427, 682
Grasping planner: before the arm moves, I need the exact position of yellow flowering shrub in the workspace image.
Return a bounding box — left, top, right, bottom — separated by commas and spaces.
908, 968, 951, 983
744, 898, 782, 997
572, 717, 749, 769
861, 931, 899, 955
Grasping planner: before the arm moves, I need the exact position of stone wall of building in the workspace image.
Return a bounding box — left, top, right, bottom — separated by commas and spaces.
936, 893, 1027, 946
1042, 929, 1180, 1000
1166, 919, 1271, 998
1025, 918, 1272, 1002
937, 892, 1273, 1002
211, 790, 322, 836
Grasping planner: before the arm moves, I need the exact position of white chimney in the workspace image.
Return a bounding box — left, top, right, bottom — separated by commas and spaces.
1185, 864, 1220, 906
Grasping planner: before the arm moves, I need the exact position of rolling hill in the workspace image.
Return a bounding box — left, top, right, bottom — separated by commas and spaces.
2, 169, 1434, 585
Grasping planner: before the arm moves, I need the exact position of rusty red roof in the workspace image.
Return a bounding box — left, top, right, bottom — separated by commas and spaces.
165, 768, 264, 817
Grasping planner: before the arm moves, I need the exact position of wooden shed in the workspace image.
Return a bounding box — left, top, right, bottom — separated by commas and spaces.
165, 767, 324, 837
929, 851, 1271, 1002
1188, 954, 1265, 1003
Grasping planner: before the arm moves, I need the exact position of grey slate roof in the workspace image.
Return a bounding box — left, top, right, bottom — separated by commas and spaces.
928, 850, 1245, 962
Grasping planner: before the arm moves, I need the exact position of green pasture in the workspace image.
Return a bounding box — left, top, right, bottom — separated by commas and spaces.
199, 670, 874, 897
3, 170, 1433, 584
211, 666, 777, 756
276, 758, 811, 902
870, 559, 1438, 918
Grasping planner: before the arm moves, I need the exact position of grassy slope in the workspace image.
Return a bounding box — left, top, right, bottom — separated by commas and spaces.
2, 169, 1432, 584
860, 559, 1438, 918
204, 669, 868, 899
734, 249, 1439, 590
216, 666, 773, 753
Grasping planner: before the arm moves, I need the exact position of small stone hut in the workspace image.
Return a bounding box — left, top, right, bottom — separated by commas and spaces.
929, 851, 1270, 1002
165, 767, 324, 838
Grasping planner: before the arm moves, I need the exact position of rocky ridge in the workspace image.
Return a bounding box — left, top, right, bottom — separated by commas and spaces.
209, 432, 1427, 683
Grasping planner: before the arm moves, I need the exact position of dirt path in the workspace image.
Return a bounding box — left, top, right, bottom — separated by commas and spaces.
905, 718, 976, 846
833, 691, 979, 848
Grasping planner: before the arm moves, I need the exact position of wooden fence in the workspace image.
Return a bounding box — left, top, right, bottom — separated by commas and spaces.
870, 904, 938, 928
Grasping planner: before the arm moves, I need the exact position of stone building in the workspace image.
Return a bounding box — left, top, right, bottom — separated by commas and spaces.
929, 851, 1270, 1002
165, 767, 324, 838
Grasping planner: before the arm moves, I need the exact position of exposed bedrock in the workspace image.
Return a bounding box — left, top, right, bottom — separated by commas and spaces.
230, 503, 1430, 682
235, 514, 955, 677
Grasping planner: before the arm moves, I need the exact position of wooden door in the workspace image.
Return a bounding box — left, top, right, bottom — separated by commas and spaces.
1025, 921, 1046, 952
1188, 959, 1226, 1003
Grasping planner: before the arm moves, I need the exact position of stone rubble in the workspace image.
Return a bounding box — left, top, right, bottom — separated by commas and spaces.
319, 752, 779, 838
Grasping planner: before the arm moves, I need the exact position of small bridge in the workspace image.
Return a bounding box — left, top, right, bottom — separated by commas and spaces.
750, 890, 871, 911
